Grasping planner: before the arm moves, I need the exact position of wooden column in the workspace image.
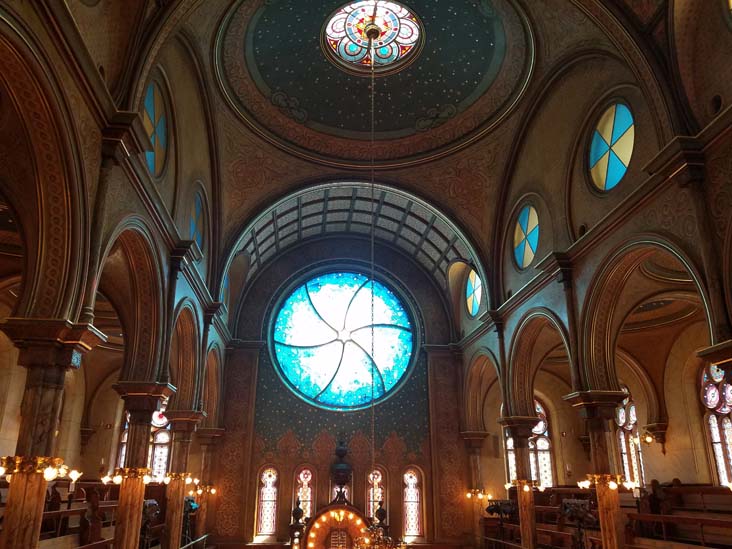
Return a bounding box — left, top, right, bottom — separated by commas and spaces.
113, 382, 175, 549
163, 412, 202, 549
0, 320, 104, 549
460, 431, 489, 546
194, 428, 224, 539
564, 391, 627, 549
499, 417, 538, 549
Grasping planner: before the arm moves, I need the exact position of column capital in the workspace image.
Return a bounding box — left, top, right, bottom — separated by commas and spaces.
196, 427, 225, 445
562, 391, 626, 420
165, 410, 204, 432
113, 381, 175, 417
460, 431, 489, 451
1, 318, 106, 368
698, 339, 732, 368
498, 416, 538, 441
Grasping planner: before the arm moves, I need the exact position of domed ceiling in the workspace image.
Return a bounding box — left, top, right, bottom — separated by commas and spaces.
216, 0, 534, 168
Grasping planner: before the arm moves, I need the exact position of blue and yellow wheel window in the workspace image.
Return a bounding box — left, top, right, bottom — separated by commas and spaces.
513, 205, 539, 270
465, 270, 483, 317
589, 104, 635, 192
143, 82, 168, 177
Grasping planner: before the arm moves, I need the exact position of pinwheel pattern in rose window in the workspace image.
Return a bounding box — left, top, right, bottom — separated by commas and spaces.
273, 272, 414, 411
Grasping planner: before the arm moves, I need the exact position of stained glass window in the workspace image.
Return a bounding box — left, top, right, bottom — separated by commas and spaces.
332, 483, 351, 502
189, 193, 205, 251
513, 205, 539, 270
117, 406, 171, 477
506, 399, 553, 486
323, 1, 423, 75
615, 385, 645, 485
465, 270, 483, 317
296, 468, 314, 519
403, 469, 423, 537
702, 364, 732, 484
142, 82, 168, 177
273, 272, 414, 411
367, 468, 385, 518
589, 104, 634, 191
257, 468, 279, 535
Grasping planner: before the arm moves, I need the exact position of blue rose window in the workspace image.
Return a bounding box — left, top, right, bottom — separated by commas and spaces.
273, 272, 414, 411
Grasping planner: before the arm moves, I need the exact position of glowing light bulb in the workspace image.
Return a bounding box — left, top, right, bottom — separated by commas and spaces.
143, 475, 152, 485
522, 484, 530, 492
163, 476, 171, 485
210, 488, 217, 494
504, 483, 512, 490
197, 489, 203, 495
185, 477, 193, 485
43, 467, 58, 481
0, 466, 6, 477
608, 481, 618, 490
194, 478, 200, 485
101, 475, 112, 485
466, 492, 472, 498
69, 470, 82, 483
113, 475, 123, 485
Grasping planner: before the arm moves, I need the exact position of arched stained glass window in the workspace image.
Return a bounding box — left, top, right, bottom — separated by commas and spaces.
701, 364, 732, 484
367, 468, 386, 519
513, 205, 539, 270
257, 468, 279, 536
332, 483, 351, 502
295, 468, 314, 520
142, 82, 168, 177
505, 399, 554, 487
615, 385, 645, 485
589, 103, 635, 191
465, 270, 483, 318
403, 468, 423, 537
322, 1, 423, 75
273, 272, 414, 411
189, 193, 205, 251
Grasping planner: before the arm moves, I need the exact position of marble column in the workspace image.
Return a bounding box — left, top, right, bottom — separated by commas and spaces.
194, 427, 224, 539
499, 417, 539, 549
113, 382, 174, 549
564, 391, 627, 549
163, 411, 202, 549
0, 320, 104, 549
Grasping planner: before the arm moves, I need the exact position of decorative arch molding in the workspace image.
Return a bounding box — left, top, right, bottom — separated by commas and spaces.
464, 349, 501, 432
222, 180, 490, 312
615, 348, 662, 427
0, 11, 88, 320
506, 308, 571, 417
121, 0, 205, 110
581, 236, 716, 394
167, 300, 201, 411
570, 0, 681, 140
201, 344, 222, 427
95, 219, 166, 383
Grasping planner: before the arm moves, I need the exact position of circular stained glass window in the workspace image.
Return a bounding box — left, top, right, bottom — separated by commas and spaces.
142, 81, 168, 177
588, 103, 635, 192
322, 1, 424, 76
272, 271, 414, 411
465, 269, 483, 318
513, 205, 540, 270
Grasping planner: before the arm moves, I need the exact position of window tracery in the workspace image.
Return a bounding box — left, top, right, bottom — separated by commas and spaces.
295, 468, 314, 520
257, 468, 279, 535
588, 103, 634, 191
367, 468, 386, 518
702, 364, 732, 484
403, 468, 423, 537
615, 385, 645, 485
505, 399, 554, 487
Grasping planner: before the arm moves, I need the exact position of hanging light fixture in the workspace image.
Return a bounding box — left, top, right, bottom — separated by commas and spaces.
355, 5, 406, 549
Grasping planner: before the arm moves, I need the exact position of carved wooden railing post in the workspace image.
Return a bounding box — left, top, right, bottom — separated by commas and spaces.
0, 320, 104, 549
499, 417, 539, 549
163, 411, 202, 549
564, 391, 627, 549
194, 427, 224, 539
113, 382, 174, 549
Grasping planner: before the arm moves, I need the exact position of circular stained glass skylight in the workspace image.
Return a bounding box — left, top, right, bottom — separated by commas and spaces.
589, 103, 635, 192
513, 205, 540, 270
272, 272, 414, 411
465, 269, 483, 317
322, 1, 424, 76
